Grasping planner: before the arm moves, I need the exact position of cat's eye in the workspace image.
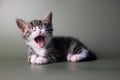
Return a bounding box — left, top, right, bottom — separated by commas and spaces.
32, 27, 36, 31
44, 23, 50, 28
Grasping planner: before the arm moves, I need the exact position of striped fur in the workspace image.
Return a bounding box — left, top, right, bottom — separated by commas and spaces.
16, 11, 96, 64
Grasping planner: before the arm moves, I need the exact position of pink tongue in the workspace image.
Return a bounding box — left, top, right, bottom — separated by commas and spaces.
37, 40, 44, 48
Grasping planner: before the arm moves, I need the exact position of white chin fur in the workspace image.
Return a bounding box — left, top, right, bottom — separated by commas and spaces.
26, 40, 47, 57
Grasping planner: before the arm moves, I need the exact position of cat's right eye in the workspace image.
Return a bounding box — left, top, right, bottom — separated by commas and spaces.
44, 23, 50, 28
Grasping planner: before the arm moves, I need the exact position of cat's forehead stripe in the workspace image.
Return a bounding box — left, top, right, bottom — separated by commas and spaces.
30, 20, 42, 26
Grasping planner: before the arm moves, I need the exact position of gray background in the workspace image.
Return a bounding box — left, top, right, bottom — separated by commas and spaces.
0, 0, 120, 60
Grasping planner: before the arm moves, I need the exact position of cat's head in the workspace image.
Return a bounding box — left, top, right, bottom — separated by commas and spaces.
16, 11, 53, 48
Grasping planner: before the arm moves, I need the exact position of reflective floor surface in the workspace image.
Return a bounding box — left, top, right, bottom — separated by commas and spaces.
0, 59, 120, 80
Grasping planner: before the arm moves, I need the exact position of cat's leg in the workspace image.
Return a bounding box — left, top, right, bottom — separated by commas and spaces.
29, 54, 48, 64
30, 54, 38, 64
67, 48, 88, 62
27, 53, 31, 62
27, 53, 36, 63
27, 48, 38, 64
27, 52, 48, 64
67, 53, 73, 61
35, 56, 48, 64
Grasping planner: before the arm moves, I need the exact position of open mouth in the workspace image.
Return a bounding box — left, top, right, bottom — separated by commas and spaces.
34, 35, 45, 48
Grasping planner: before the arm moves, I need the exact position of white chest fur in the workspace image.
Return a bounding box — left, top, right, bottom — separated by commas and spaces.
26, 40, 47, 57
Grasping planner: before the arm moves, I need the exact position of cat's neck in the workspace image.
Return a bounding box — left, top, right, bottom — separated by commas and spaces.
26, 40, 47, 57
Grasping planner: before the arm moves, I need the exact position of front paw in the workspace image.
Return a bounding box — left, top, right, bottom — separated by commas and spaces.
35, 56, 48, 64
30, 55, 37, 64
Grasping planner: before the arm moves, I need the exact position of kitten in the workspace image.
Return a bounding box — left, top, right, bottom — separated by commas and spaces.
16, 11, 96, 64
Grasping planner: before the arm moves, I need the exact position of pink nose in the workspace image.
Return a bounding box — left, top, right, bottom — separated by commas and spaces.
36, 31, 41, 35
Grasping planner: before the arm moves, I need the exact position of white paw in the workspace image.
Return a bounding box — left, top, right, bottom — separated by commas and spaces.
69, 49, 88, 62
67, 53, 73, 61
70, 54, 81, 62
35, 56, 48, 64
30, 55, 37, 64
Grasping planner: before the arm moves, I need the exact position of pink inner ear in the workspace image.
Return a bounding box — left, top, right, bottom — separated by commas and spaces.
43, 11, 52, 24
17, 22, 26, 32
20, 28, 25, 32
16, 18, 27, 32
17, 24, 25, 32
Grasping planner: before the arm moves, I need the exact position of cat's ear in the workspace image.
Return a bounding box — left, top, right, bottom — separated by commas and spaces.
16, 18, 28, 32
43, 11, 52, 25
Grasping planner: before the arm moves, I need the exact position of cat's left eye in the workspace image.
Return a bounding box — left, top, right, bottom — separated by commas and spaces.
33, 27, 36, 31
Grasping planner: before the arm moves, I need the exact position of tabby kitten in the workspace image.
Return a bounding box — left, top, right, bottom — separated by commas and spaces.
16, 11, 96, 64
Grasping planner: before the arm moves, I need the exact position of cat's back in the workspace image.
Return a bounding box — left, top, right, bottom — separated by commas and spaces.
52, 36, 84, 50
52, 36, 74, 45
51, 36, 72, 52
52, 36, 83, 45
